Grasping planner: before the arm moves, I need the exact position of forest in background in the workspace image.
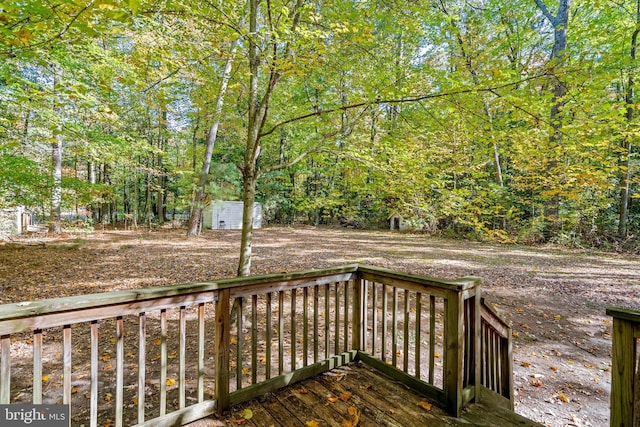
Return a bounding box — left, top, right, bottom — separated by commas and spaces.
2, 0, 640, 255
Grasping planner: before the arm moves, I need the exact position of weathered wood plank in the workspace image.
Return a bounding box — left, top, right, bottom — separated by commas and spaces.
265, 292, 272, 380
32, 329, 42, 404
90, 321, 99, 427
215, 289, 231, 414
160, 309, 167, 416
198, 303, 205, 403
0, 335, 10, 404
179, 306, 187, 409
116, 317, 124, 427
251, 295, 257, 384
228, 351, 358, 407
138, 312, 146, 424
610, 316, 637, 427
63, 325, 71, 405
134, 400, 216, 427
444, 289, 464, 417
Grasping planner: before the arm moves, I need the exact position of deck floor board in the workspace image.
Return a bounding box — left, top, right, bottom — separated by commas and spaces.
189, 362, 541, 427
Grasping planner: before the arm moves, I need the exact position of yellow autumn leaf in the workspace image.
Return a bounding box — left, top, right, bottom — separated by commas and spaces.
557, 392, 569, 403
418, 401, 432, 411
42, 375, 49, 382
166, 378, 176, 386
327, 396, 339, 403
104, 393, 112, 401
242, 367, 250, 375
153, 338, 162, 346
101, 354, 110, 362
339, 392, 351, 401
240, 409, 253, 420
520, 361, 531, 367
306, 421, 319, 427
348, 406, 357, 416
103, 364, 113, 370
132, 397, 139, 405
71, 386, 79, 394
433, 352, 441, 359
84, 392, 91, 399
230, 337, 238, 345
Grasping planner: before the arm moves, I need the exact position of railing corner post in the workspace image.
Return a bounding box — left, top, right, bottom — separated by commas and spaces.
215, 289, 231, 415
608, 312, 637, 427
444, 288, 464, 417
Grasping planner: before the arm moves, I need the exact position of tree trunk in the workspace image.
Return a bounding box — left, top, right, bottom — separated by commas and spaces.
535, 0, 571, 235
49, 133, 63, 233
187, 39, 239, 237
619, 0, 640, 237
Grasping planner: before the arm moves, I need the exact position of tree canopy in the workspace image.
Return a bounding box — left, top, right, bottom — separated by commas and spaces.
2, 0, 640, 270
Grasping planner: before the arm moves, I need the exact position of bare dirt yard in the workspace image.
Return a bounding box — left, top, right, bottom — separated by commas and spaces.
1, 226, 639, 427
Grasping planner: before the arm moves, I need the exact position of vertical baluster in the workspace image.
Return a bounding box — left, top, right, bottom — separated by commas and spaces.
429, 296, 436, 384
313, 285, 319, 363
404, 290, 410, 373
392, 287, 398, 367
382, 284, 388, 363
198, 304, 205, 403
415, 293, 422, 379
266, 293, 272, 380
116, 317, 124, 427
90, 321, 99, 427
251, 295, 258, 384
372, 283, 378, 357
291, 288, 297, 370
334, 282, 340, 355
33, 329, 42, 404
138, 313, 146, 424
179, 306, 186, 409
344, 280, 349, 352
160, 309, 167, 416
278, 291, 284, 375
237, 297, 244, 390
496, 335, 502, 395
63, 325, 72, 405
324, 284, 330, 359
0, 335, 10, 404
214, 290, 231, 415
362, 280, 368, 352
303, 287, 308, 367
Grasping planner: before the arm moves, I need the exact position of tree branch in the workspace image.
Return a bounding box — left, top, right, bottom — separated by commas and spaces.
260, 72, 550, 138
534, 0, 557, 25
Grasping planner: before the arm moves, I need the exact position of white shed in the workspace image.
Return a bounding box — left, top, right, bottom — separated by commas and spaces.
203, 201, 262, 230
389, 212, 408, 231
0, 206, 30, 238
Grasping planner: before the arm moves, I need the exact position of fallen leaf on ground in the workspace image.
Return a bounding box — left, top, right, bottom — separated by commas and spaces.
306, 421, 319, 427
299, 387, 309, 394
240, 409, 253, 420
328, 396, 339, 403
418, 401, 432, 411
557, 392, 569, 403
166, 378, 176, 386
339, 392, 351, 401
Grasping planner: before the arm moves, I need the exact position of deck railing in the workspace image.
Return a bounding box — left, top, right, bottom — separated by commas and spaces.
607, 307, 640, 427
0, 264, 513, 426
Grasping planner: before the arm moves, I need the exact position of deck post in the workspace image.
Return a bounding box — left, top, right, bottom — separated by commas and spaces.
607, 307, 640, 427
215, 289, 231, 414
444, 287, 464, 417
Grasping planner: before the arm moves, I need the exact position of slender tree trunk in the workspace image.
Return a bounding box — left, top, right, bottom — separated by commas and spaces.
237, 0, 303, 276
49, 69, 63, 233
619, 0, 640, 237
49, 133, 63, 233
187, 40, 239, 237
535, 0, 571, 235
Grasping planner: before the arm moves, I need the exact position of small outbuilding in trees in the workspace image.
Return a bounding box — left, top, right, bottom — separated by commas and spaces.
0, 206, 32, 238
388, 212, 408, 231
202, 201, 262, 230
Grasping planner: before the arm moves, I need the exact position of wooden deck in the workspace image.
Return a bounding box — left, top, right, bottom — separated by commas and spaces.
194, 362, 541, 427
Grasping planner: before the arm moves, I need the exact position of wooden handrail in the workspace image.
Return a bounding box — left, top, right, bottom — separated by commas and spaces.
0, 265, 513, 426
607, 307, 640, 427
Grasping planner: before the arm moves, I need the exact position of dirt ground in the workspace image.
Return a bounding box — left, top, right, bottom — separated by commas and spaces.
1, 226, 639, 427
